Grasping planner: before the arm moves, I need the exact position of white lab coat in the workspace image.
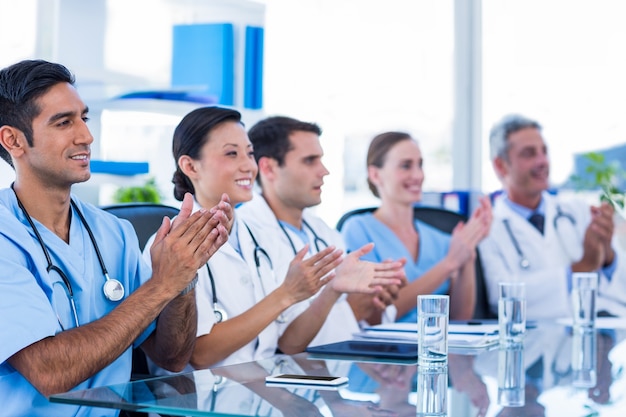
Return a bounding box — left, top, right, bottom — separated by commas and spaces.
237, 193, 361, 346
143, 201, 281, 369
479, 192, 626, 319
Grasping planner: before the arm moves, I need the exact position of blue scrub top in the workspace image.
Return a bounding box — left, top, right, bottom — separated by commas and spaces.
341, 212, 451, 323
0, 188, 155, 417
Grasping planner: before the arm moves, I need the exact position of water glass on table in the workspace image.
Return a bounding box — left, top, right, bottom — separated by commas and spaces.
570, 272, 598, 388
498, 282, 526, 345
571, 272, 598, 328
417, 295, 449, 368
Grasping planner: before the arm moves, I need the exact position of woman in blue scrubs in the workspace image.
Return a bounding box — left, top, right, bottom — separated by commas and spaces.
341, 131, 492, 322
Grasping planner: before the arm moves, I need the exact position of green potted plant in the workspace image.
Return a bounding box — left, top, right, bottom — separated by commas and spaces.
113, 177, 162, 204
569, 152, 625, 212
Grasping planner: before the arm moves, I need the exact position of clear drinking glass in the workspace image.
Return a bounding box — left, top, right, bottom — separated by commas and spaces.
571, 272, 598, 328
418, 295, 449, 368
498, 282, 526, 344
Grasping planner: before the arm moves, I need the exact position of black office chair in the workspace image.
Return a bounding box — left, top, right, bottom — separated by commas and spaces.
101, 203, 180, 251
336, 206, 494, 319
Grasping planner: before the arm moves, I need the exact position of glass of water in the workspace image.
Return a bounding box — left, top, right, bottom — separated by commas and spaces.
498, 282, 526, 345
418, 295, 449, 368
571, 272, 598, 328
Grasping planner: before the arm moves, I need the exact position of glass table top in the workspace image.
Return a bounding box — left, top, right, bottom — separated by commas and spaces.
49, 320, 626, 416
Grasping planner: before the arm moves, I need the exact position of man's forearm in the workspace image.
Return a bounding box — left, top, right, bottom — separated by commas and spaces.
8, 278, 179, 397
144, 289, 198, 372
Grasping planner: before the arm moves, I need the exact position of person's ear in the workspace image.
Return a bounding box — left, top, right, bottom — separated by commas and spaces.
178, 155, 199, 180
0, 126, 26, 160
493, 156, 508, 180
257, 157, 277, 182
367, 165, 381, 188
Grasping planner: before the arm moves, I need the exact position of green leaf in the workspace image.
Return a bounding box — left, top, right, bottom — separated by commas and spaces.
571, 152, 626, 205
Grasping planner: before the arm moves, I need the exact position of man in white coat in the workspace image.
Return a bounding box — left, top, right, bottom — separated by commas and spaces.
237, 116, 405, 346
479, 114, 626, 319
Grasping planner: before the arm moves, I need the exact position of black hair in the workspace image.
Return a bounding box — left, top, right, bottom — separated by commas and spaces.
0, 60, 75, 168
172, 106, 243, 201
247, 116, 322, 187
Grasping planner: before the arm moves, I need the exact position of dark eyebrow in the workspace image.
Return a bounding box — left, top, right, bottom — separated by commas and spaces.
48, 106, 89, 125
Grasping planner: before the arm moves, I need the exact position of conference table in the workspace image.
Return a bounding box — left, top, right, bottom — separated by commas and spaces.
50, 319, 626, 416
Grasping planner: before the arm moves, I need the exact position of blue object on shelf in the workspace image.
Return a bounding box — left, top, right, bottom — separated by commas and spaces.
117, 91, 218, 104
244, 26, 264, 109
90, 160, 149, 176
172, 23, 234, 106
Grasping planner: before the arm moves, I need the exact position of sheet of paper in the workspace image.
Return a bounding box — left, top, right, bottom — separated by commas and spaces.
556, 316, 626, 329
363, 322, 499, 335
352, 330, 499, 349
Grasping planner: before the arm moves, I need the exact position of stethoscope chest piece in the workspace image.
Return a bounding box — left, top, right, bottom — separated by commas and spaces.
520, 257, 530, 270
214, 305, 228, 323
103, 276, 125, 301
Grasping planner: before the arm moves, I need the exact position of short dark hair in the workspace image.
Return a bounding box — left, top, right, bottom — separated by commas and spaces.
0, 60, 75, 168
247, 116, 322, 187
489, 114, 542, 161
367, 131, 413, 198
171, 106, 243, 201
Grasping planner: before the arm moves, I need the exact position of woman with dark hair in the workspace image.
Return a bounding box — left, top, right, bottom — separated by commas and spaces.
341, 132, 492, 322
144, 107, 400, 370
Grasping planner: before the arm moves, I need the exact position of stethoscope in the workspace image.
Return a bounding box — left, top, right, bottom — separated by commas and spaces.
278, 219, 329, 255
207, 221, 283, 323
12, 186, 124, 328
503, 204, 576, 270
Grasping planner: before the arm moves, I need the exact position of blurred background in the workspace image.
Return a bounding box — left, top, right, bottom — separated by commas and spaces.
1, 0, 625, 228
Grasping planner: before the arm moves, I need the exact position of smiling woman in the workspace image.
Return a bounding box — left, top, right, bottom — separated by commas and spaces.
141, 106, 347, 372
341, 131, 493, 323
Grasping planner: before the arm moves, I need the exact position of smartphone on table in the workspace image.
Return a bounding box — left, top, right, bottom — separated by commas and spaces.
265, 374, 348, 387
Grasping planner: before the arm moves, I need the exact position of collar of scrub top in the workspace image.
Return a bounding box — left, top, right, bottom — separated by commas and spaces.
278, 218, 329, 256
279, 220, 310, 253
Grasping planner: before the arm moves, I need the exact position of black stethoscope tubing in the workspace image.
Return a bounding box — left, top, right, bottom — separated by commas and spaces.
12, 185, 125, 327
503, 204, 576, 270
206, 220, 280, 323
503, 218, 530, 270
553, 204, 577, 230
278, 219, 329, 255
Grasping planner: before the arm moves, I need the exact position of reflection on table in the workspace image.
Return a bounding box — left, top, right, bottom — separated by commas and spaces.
50, 321, 626, 416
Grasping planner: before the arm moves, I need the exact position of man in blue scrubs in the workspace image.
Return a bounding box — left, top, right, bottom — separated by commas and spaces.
0, 59, 232, 416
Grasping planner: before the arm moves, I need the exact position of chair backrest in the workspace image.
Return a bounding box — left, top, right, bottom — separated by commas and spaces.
100, 203, 180, 387
336, 206, 467, 232
336, 205, 494, 319
101, 203, 180, 250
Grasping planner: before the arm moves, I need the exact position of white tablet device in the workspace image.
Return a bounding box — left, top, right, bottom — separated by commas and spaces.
265, 374, 348, 386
